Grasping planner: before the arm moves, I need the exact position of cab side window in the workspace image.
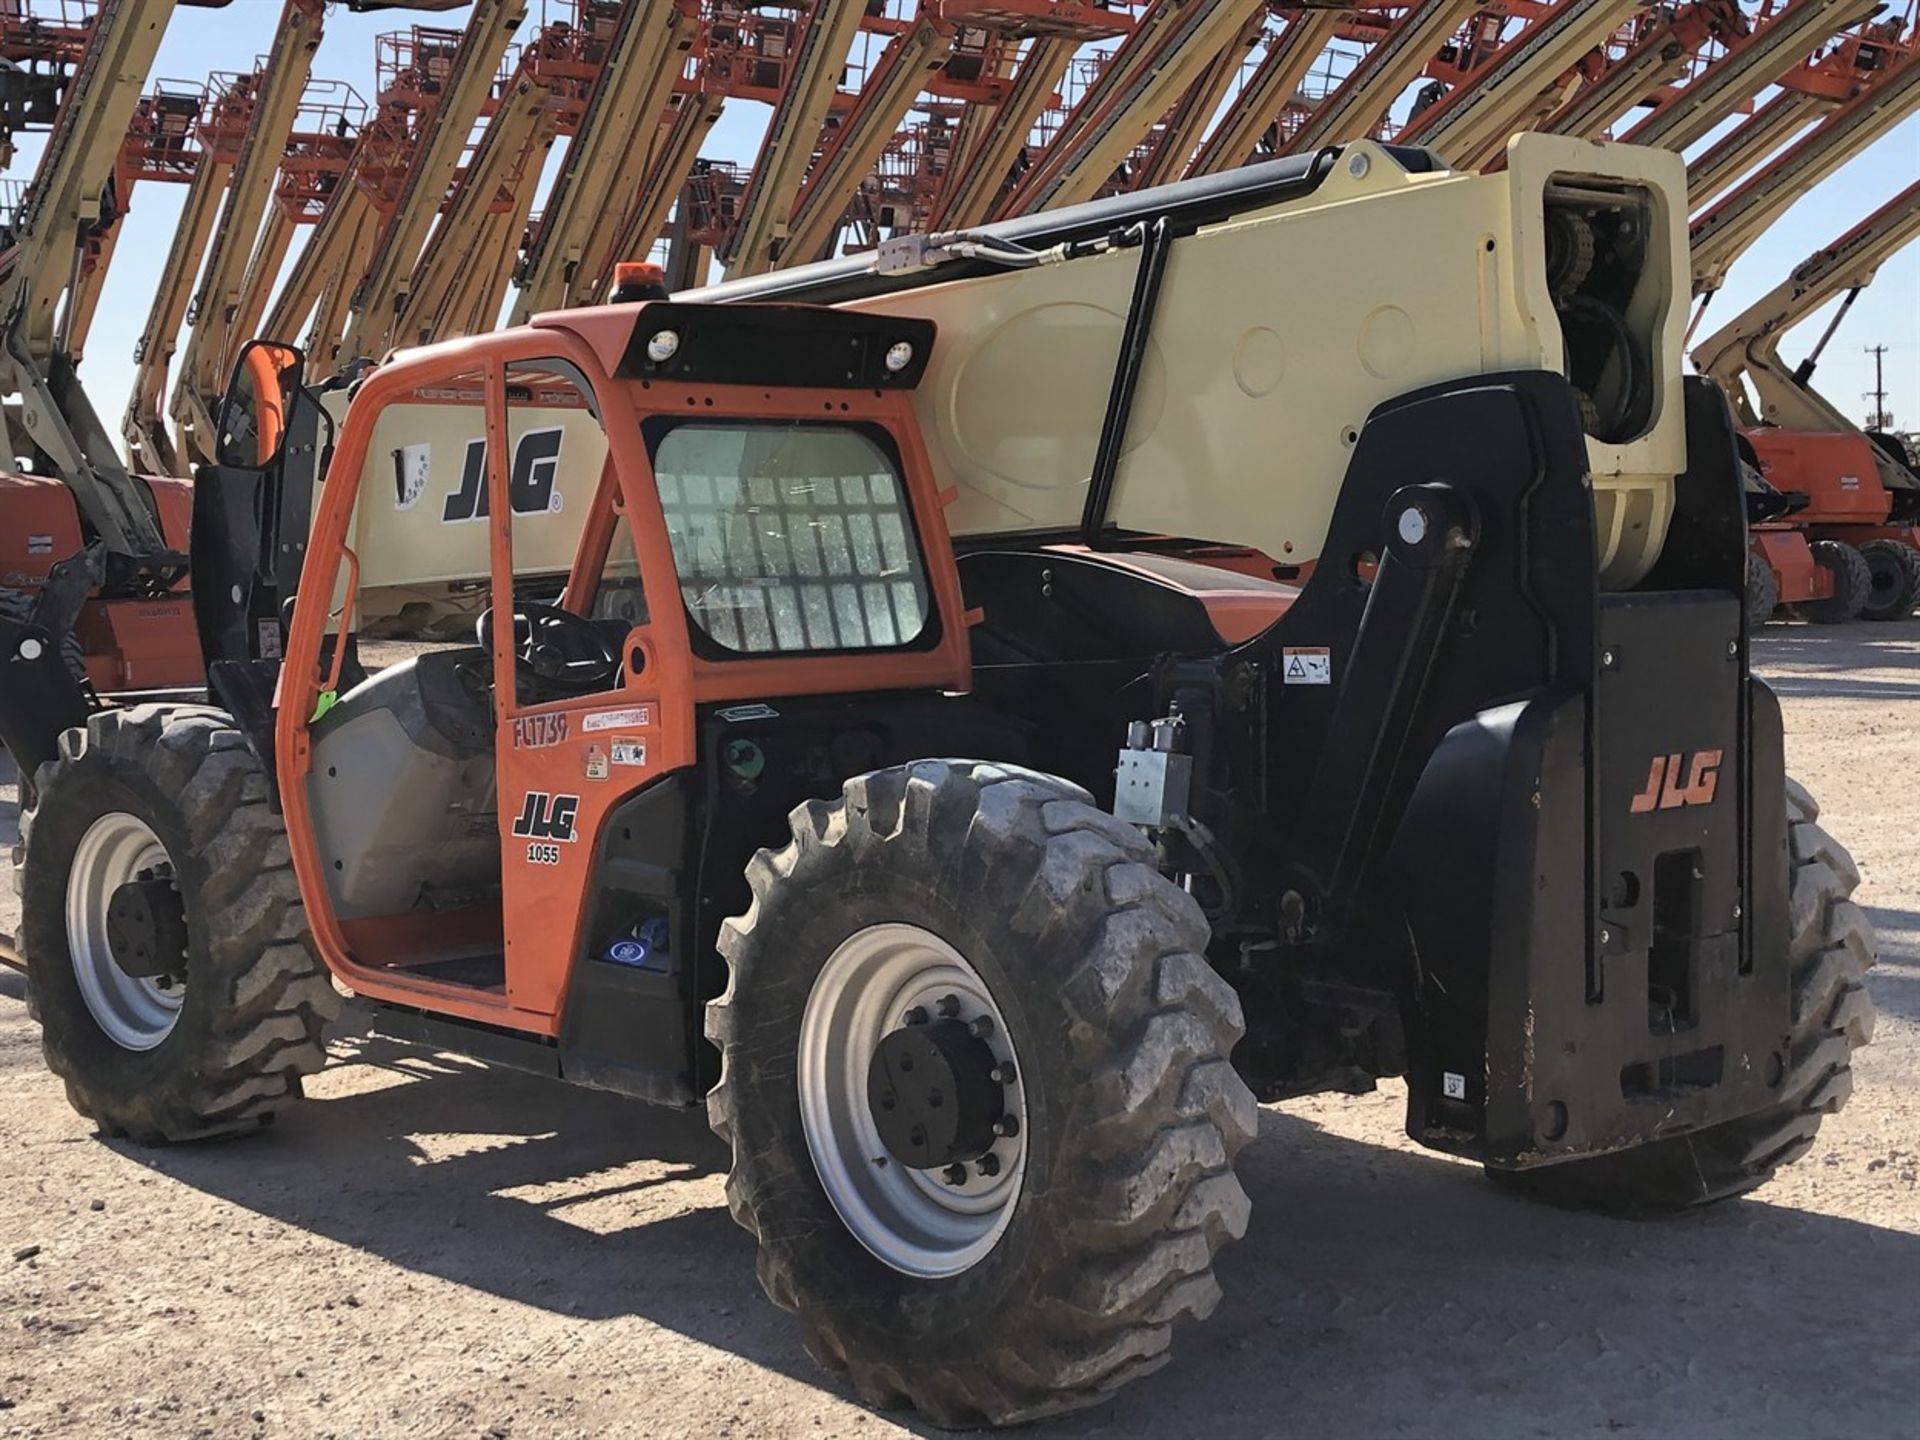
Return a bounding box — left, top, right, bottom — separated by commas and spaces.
500, 361, 624, 705
649, 421, 932, 656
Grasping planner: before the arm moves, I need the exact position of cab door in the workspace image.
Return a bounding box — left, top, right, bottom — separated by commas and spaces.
483, 352, 693, 1018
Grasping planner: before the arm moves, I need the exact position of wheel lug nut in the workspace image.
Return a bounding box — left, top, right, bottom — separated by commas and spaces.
991, 1115, 1019, 1138
976, 1154, 1001, 1178
936, 994, 961, 1019
967, 1015, 994, 1039
902, 1006, 928, 1026
990, 1061, 1017, 1085
943, 1163, 968, 1186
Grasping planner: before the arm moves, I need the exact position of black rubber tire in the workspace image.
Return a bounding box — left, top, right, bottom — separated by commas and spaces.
1800, 539, 1870, 624
706, 759, 1257, 1426
17, 705, 340, 1143
1745, 551, 1779, 626
1858, 538, 1920, 622
0, 586, 88, 686
1487, 778, 1875, 1217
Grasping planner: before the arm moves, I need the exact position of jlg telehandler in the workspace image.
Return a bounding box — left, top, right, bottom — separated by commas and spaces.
0, 135, 1878, 1426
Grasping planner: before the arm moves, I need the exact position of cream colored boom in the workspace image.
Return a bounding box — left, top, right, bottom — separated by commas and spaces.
1618, 0, 1878, 153
931, 36, 1077, 230
1683, 90, 1831, 211
723, 2, 870, 278
1398, 0, 1647, 170
1003, 0, 1272, 217
1691, 56, 1920, 295
1186, 8, 1343, 177
0, 0, 178, 561
511, 0, 698, 320
830, 134, 1690, 590
1131, 10, 1269, 191
167, 0, 326, 468
1286, 0, 1479, 153
124, 135, 233, 473
780, 13, 955, 268
333, 0, 527, 363
399, 66, 557, 348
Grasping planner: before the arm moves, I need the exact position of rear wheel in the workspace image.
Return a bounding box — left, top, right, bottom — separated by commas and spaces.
1745, 551, 1779, 625
1487, 779, 1875, 1216
707, 759, 1257, 1426
1801, 540, 1870, 624
17, 705, 339, 1143
1859, 538, 1920, 621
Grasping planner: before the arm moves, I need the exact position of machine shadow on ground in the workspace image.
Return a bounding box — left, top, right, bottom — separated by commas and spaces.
90, 1015, 1920, 1438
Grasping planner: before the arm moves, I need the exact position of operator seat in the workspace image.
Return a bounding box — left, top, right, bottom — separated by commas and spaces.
306, 648, 500, 920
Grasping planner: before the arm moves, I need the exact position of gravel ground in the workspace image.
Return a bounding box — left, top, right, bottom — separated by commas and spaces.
1, 622, 1915, 1439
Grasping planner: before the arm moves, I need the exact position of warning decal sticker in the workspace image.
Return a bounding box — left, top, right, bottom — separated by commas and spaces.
1282, 647, 1332, 686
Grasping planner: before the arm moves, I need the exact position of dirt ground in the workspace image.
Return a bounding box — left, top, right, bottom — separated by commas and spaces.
2, 622, 1916, 1440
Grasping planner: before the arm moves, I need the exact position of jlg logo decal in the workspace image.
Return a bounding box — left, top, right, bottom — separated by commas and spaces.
1629, 750, 1722, 813
512, 790, 579, 843
441, 428, 565, 523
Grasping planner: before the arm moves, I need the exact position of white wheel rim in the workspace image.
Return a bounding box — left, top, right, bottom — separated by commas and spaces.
65, 812, 185, 1051
798, 924, 1028, 1278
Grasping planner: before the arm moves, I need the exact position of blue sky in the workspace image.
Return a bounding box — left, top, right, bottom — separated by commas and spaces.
31, 0, 1920, 452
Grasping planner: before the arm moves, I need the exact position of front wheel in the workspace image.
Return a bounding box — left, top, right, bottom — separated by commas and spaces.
706, 760, 1257, 1426
17, 706, 340, 1143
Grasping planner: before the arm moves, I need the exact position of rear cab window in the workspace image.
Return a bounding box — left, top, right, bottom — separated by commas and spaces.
644, 421, 936, 657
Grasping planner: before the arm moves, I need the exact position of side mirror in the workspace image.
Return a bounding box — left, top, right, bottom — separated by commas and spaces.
216, 339, 305, 469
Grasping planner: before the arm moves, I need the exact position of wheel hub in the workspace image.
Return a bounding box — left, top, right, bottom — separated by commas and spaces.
867, 1013, 1004, 1169
797, 924, 1029, 1277
106, 869, 187, 983
66, 812, 186, 1051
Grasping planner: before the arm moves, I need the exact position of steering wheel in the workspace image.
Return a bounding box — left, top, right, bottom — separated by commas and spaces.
477, 600, 621, 696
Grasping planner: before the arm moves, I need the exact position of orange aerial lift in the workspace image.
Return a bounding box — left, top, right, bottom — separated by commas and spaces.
0, 0, 99, 168
397, 35, 568, 347
996, 0, 1274, 218
0, 0, 224, 692
1681, 8, 1917, 211
1606, 0, 1880, 154
510, 0, 701, 318
721, 1, 871, 276
151, 0, 329, 470
333, 0, 527, 363
1695, 179, 1920, 621
1185, 7, 1345, 177
1690, 38, 1920, 297
1285, 0, 1480, 153
1394, 0, 1651, 170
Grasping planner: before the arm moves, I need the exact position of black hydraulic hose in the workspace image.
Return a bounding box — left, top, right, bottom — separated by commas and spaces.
1563, 294, 1645, 442
1081, 216, 1174, 547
